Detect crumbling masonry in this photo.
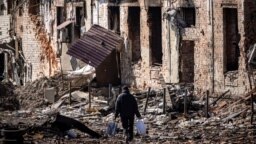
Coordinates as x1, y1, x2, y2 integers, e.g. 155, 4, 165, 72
1, 0, 256, 96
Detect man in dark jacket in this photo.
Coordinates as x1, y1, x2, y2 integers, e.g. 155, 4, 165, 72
115, 86, 141, 142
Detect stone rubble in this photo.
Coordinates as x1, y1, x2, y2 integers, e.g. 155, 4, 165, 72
0, 77, 255, 143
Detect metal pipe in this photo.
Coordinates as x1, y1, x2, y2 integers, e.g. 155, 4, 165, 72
206, 90, 209, 118
4, 53, 8, 81
163, 88, 166, 114
29, 63, 32, 81
251, 94, 254, 125
184, 89, 187, 117
144, 87, 151, 115
69, 81, 72, 105
108, 83, 112, 105
210, 0, 215, 93
97, 0, 99, 24
88, 82, 91, 109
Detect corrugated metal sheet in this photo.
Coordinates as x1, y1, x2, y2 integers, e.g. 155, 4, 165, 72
67, 24, 123, 68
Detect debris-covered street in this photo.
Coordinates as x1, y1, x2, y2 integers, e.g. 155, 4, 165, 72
1, 76, 256, 143
1, 0, 256, 143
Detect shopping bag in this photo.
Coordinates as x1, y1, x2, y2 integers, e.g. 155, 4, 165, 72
106, 122, 117, 136
136, 119, 146, 135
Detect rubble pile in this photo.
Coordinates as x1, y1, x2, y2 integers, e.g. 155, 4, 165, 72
0, 82, 19, 111
17, 74, 69, 109
140, 97, 255, 143
0, 82, 255, 143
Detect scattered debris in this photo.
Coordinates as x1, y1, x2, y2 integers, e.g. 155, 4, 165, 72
17, 74, 70, 109
0, 82, 19, 111
1, 78, 255, 143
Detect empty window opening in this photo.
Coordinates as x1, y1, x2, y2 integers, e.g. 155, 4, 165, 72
181, 7, 196, 27
148, 7, 162, 65
223, 8, 239, 72
0, 4, 5, 15
108, 6, 120, 35
7, 0, 13, 14
57, 7, 65, 26
0, 4, 4, 11
75, 7, 83, 26
18, 7, 23, 16
128, 7, 141, 63
28, 0, 40, 15
0, 53, 4, 81
74, 7, 84, 39
180, 40, 195, 83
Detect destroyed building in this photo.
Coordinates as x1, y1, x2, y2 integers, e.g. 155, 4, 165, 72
0, 0, 256, 96
1, 0, 256, 143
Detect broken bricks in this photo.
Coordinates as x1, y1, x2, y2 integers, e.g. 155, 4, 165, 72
1, 81, 256, 143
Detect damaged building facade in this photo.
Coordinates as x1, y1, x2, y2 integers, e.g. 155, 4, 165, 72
1, 0, 256, 96
85, 0, 256, 96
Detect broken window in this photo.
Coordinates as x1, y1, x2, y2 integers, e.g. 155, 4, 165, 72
148, 7, 162, 65
128, 7, 141, 63
28, 0, 40, 15
18, 7, 23, 16
74, 7, 84, 39
223, 8, 239, 72
15, 0, 23, 16
108, 6, 120, 35
75, 7, 83, 26
7, 0, 12, 14
180, 40, 195, 83
181, 7, 196, 27
0, 4, 5, 15
57, 7, 65, 26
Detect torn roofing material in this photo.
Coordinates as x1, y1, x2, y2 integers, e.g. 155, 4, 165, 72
67, 24, 123, 68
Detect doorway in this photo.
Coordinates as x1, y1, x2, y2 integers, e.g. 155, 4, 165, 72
223, 8, 239, 72
128, 7, 141, 63
148, 7, 162, 65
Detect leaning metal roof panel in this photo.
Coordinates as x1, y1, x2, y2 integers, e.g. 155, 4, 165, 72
67, 24, 123, 68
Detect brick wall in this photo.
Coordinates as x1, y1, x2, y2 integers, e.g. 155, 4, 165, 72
0, 15, 11, 43
20, 14, 44, 81
16, 5, 58, 81
102, 0, 254, 95
15, 0, 255, 96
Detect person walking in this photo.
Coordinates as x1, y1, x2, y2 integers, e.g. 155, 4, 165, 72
114, 86, 142, 142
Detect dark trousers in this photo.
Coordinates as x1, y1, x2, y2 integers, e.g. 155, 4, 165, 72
120, 116, 134, 141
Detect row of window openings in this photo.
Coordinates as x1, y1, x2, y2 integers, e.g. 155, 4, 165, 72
108, 7, 196, 66
25, 4, 237, 71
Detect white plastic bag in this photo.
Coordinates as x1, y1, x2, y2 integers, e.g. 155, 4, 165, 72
106, 122, 117, 136
136, 119, 146, 135
66, 129, 77, 138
